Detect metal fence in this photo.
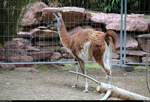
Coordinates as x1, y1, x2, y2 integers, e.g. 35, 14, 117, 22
120, 0, 150, 66
0, 0, 149, 67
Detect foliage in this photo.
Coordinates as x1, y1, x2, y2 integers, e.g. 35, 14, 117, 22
0, 0, 38, 44
65, 63, 100, 70
43, 0, 150, 13
53, 0, 121, 12
85, 63, 100, 69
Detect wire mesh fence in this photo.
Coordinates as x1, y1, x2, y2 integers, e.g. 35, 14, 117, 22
0, 0, 150, 99
0, 0, 149, 66
123, 0, 150, 66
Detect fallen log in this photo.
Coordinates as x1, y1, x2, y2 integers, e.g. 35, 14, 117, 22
96, 82, 150, 100
69, 71, 150, 100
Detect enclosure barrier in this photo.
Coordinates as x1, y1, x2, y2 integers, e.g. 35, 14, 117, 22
0, 0, 149, 66
0, 0, 150, 100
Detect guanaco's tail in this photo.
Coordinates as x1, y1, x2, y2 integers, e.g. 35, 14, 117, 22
102, 30, 117, 75
105, 30, 117, 52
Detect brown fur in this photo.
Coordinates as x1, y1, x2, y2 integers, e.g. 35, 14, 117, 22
106, 30, 117, 52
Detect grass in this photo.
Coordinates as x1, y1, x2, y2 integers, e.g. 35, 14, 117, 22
85, 63, 101, 69
144, 15, 150, 19
64, 63, 101, 70
134, 65, 150, 71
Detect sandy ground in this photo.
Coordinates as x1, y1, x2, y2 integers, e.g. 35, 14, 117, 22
0, 64, 149, 100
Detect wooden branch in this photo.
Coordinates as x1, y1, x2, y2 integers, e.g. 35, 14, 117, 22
96, 83, 150, 100
69, 71, 111, 100
69, 71, 100, 84
69, 71, 150, 100
100, 89, 112, 100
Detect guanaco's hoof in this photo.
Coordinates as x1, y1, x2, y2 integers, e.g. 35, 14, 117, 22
72, 84, 78, 88
83, 89, 89, 93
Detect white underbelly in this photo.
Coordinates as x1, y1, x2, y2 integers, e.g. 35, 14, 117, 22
78, 41, 93, 61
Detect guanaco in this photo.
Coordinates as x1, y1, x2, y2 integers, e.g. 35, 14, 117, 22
53, 12, 116, 92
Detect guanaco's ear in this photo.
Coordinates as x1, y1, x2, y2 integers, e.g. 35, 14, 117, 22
53, 12, 62, 20
53, 12, 58, 19
57, 12, 62, 18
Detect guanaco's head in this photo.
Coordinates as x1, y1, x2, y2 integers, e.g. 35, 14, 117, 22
53, 12, 62, 29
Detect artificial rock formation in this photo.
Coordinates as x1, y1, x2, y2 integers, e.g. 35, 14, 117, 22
19, 2, 48, 27
1, 1, 150, 70
90, 13, 149, 32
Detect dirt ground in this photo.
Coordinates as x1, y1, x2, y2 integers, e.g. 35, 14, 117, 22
0, 64, 149, 100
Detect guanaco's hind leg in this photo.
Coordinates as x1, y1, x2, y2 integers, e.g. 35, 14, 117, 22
78, 59, 89, 93
72, 54, 89, 92
101, 63, 112, 86
72, 62, 80, 88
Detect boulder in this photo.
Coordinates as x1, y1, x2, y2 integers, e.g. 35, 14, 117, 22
59, 47, 70, 54
62, 53, 73, 59
18, 28, 58, 39
126, 56, 141, 63
0, 51, 34, 68
0, 64, 16, 70
37, 26, 49, 30
41, 7, 86, 28
117, 50, 147, 57
19, 2, 48, 27
29, 51, 53, 61
5, 49, 27, 59
30, 28, 58, 38
25, 46, 40, 52
34, 41, 60, 47
17, 31, 32, 38
0, 48, 6, 61
4, 38, 29, 49
50, 52, 62, 61
3, 38, 39, 57
0, 56, 6, 61
4, 55, 33, 68
137, 34, 150, 52
8, 56, 33, 62
39, 46, 61, 52
91, 13, 149, 32
116, 34, 138, 49
3, 39, 27, 57
142, 56, 150, 64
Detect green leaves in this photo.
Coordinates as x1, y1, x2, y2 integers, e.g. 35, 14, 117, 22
0, 0, 38, 44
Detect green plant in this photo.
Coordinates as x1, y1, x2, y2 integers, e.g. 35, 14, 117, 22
0, 0, 38, 44
65, 63, 101, 70
85, 63, 101, 69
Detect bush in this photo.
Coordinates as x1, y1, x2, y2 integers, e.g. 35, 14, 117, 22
0, 0, 38, 44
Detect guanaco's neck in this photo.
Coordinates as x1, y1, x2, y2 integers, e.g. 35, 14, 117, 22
57, 19, 71, 48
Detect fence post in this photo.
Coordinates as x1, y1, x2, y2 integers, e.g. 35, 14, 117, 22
123, 0, 127, 64
120, 0, 124, 66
